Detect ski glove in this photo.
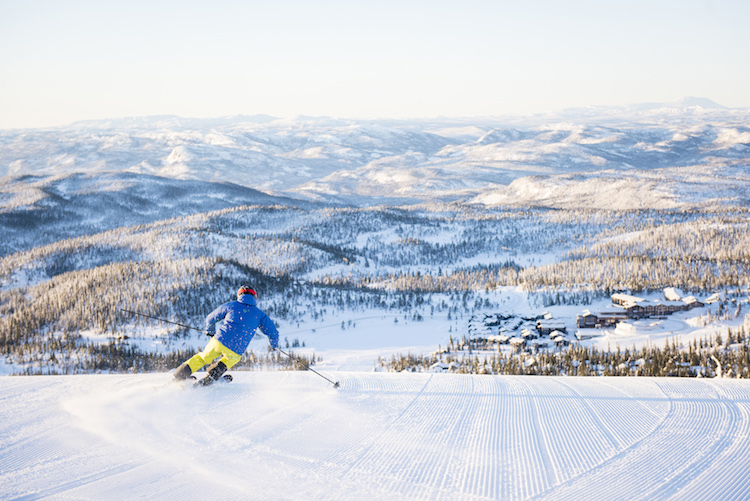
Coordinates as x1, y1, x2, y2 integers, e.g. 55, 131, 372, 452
205, 329, 214, 337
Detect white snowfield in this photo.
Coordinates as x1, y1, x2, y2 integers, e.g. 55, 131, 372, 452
2, 373, 750, 500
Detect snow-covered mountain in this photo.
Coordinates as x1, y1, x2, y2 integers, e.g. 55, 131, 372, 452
2, 99, 748, 208
0, 171, 319, 256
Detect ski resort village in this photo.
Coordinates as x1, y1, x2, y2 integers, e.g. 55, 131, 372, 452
468, 288, 711, 352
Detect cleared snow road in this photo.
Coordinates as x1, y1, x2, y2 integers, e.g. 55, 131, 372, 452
1, 373, 750, 500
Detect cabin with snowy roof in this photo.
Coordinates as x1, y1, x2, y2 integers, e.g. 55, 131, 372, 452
612, 293, 644, 306
576, 310, 598, 328
430, 361, 458, 373
521, 328, 538, 340
551, 331, 569, 346
537, 319, 567, 336
682, 296, 705, 309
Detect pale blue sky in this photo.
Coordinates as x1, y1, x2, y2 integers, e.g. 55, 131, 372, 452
1, 0, 748, 129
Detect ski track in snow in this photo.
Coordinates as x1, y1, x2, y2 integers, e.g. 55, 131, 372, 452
2, 374, 750, 500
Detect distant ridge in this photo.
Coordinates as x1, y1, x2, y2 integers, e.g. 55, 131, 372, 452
2, 102, 749, 209
69, 114, 281, 130
667, 96, 726, 109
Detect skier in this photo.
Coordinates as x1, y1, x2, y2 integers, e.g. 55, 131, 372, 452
173, 285, 280, 386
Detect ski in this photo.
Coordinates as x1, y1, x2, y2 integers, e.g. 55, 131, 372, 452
192, 373, 233, 388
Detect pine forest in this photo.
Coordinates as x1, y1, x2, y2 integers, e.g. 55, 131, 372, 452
2, 202, 750, 376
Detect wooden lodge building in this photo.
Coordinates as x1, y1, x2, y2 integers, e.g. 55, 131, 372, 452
577, 291, 705, 328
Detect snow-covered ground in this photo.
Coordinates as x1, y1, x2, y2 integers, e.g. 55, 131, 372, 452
2, 372, 750, 500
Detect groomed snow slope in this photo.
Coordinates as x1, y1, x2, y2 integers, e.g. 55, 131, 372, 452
2, 373, 750, 500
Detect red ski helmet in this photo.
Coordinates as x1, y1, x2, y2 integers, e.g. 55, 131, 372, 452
237, 285, 257, 299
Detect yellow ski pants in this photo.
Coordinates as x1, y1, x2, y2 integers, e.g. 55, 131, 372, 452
186, 337, 242, 373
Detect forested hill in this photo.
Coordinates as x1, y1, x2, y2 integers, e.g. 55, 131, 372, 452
0, 172, 321, 256
2, 201, 749, 375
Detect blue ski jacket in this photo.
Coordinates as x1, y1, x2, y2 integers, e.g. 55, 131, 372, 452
205, 294, 279, 355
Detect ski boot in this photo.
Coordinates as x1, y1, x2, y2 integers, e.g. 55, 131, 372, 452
173, 362, 193, 382
195, 360, 228, 387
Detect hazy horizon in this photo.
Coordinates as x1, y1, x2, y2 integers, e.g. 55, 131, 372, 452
1, 1, 748, 130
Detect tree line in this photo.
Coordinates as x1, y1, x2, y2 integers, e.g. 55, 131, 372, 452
381, 324, 750, 378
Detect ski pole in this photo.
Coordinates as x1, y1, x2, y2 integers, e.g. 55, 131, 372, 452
277, 348, 340, 389
120, 309, 206, 333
